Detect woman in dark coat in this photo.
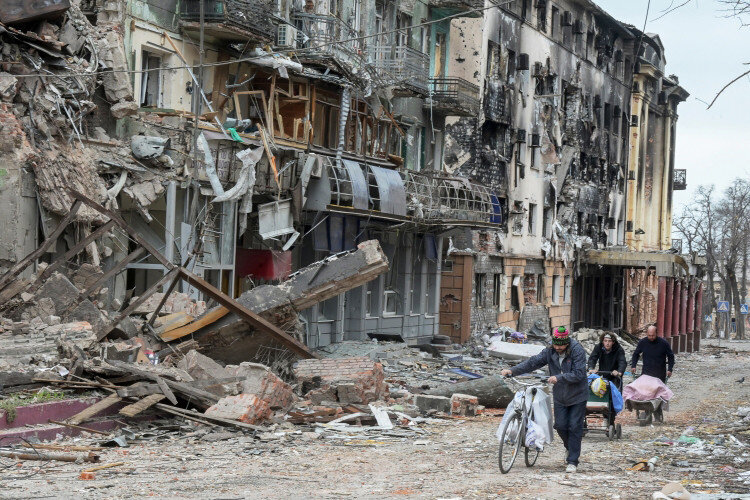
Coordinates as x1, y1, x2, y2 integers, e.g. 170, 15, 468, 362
587, 332, 627, 390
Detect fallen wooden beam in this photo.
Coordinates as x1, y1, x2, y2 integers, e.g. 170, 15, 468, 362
49, 420, 111, 436
119, 394, 166, 417
0, 450, 99, 463
67, 393, 122, 426
160, 307, 228, 342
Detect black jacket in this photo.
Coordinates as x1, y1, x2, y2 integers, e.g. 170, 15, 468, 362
510, 339, 589, 406
587, 343, 627, 374
630, 337, 675, 382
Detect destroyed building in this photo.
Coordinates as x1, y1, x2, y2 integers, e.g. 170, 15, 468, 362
0, 0, 702, 357
438, 0, 704, 352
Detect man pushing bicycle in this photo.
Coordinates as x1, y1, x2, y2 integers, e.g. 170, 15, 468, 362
501, 326, 588, 473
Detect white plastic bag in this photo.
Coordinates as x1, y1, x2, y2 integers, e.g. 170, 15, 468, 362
496, 391, 523, 442
530, 389, 553, 446
525, 420, 546, 450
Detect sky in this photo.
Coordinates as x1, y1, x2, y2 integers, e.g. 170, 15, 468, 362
596, 0, 750, 215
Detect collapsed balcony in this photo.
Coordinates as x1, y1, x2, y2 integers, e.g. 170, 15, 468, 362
372, 45, 430, 96
426, 77, 480, 117
180, 0, 275, 43
303, 157, 502, 228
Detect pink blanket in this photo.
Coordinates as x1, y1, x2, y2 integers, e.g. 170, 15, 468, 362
622, 375, 674, 402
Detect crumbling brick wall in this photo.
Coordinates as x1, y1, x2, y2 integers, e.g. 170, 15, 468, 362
293, 357, 388, 405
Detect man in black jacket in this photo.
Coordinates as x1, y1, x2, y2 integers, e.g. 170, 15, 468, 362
588, 332, 627, 390
501, 326, 588, 473
630, 325, 675, 382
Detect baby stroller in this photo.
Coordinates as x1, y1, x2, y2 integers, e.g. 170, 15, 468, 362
583, 371, 622, 440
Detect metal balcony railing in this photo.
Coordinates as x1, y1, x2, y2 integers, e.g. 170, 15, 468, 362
180, 0, 275, 42
372, 45, 429, 94
427, 77, 480, 116
673, 169, 687, 191
428, 0, 485, 14
291, 12, 362, 58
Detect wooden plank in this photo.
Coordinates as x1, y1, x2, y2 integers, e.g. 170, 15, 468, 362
153, 403, 264, 432
119, 394, 166, 417
0, 199, 82, 291
147, 275, 182, 327
48, 420, 110, 436
154, 375, 178, 405
97, 268, 179, 341
160, 306, 229, 342
67, 393, 122, 425
153, 311, 195, 336
177, 267, 317, 359
106, 360, 218, 409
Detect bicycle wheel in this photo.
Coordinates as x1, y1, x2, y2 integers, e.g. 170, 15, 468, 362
498, 413, 523, 474
524, 445, 540, 467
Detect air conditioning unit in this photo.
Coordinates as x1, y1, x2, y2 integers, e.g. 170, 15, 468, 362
530, 133, 541, 147
533, 62, 544, 76
516, 129, 526, 143
573, 19, 585, 34
277, 24, 298, 49
562, 11, 573, 26
517, 53, 530, 71
630, 115, 639, 128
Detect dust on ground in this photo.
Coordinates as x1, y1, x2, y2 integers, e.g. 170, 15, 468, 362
2, 339, 749, 500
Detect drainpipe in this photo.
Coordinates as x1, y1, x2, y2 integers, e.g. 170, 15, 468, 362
335, 87, 351, 166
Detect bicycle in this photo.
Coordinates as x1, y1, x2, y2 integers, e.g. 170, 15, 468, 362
498, 375, 549, 474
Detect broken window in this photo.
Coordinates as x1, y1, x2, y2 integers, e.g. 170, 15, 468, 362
604, 102, 611, 130
140, 50, 163, 108
552, 274, 560, 304
487, 40, 501, 80
493, 274, 503, 307
475, 273, 486, 308
511, 275, 521, 311
434, 32, 447, 78
563, 275, 571, 303
542, 207, 553, 238
383, 289, 398, 316
397, 12, 412, 47
521, 0, 529, 20
551, 7, 559, 38
536, 274, 545, 303
528, 203, 537, 234
536, 2, 547, 32
506, 49, 516, 83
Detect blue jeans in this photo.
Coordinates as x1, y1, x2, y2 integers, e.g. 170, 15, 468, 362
553, 401, 587, 466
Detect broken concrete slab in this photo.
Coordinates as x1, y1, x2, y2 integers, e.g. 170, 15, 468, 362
414, 394, 451, 414
188, 240, 389, 364
486, 339, 546, 362
294, 357, 388, 405
204, 394, 271, 425
177, 350, 228, 381
110, 100, 138, 119
71, 263, 104, 291
226, 362, 295, 410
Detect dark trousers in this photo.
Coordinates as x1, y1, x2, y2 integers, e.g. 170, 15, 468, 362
553, 401, 587, 466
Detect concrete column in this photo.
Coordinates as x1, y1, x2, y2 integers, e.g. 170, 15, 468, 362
163, 181, 177, 292
664, 278, 674, 338
656, 277, 667, 336
680, 279, 688, 335
671, 279, 681, 337
687, 280, 695, 333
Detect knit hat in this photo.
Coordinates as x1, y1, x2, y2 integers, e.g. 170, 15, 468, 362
552, 326, 571, 345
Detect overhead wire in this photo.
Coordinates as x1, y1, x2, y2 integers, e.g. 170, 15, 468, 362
2, 0, 515, 80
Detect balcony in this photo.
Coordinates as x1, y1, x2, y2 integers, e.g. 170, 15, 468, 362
291, 12, 363, 64
428, 0, 484, 17
180, 0, 275, 43
426, 77, 480, 116
673, 169, 687, 191
372, 45, 430, 95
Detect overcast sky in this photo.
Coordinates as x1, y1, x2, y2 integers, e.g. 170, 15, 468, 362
596, 0, 750, 214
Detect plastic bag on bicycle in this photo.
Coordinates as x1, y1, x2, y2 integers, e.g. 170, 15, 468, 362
495, 389, 553, 449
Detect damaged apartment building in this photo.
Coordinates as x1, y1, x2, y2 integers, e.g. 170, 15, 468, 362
0, 0, 703, 355
436, 0, 704, 352
0, 0, 503, 350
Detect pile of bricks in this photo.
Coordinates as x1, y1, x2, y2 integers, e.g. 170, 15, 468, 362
293, 357, 388, 405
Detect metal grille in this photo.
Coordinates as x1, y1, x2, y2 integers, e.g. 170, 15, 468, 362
372, 45, 429, 94
427, 77, 480, 116
181, 0, 275, 40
